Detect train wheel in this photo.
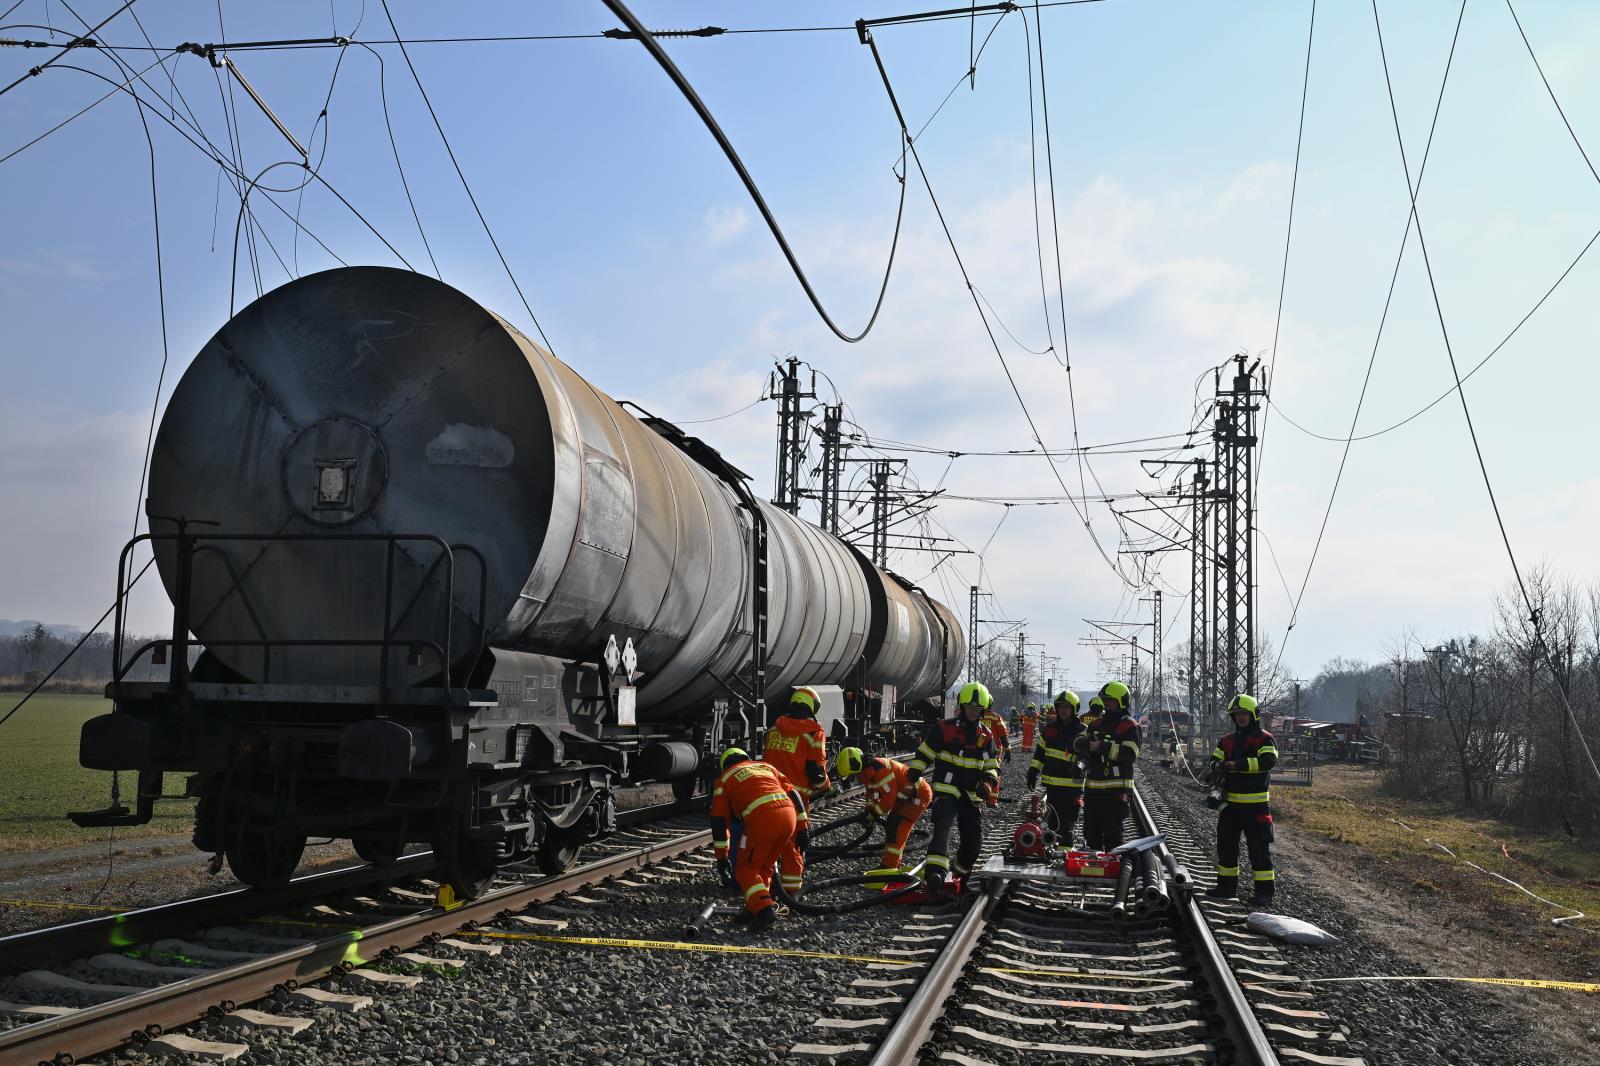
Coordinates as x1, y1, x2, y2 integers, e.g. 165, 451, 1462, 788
353, 835, 404, 867
536, 834, 583, 876
432, 824, 497, 900
226, 832, 306, 888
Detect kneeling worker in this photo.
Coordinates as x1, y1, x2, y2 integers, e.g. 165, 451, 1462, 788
711, 748, 809, 930
836, 746, 932, 880
905, 682, 1001, 889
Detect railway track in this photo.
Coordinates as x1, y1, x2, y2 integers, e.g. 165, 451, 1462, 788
0, 796, 712, 1066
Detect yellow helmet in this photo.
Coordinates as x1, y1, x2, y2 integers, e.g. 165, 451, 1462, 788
719, 747, 748, 770
1228, 693, 1261, 722
1087, 695, 1105, 714
791, 686, 820, 713
1053, 690, 1079, 710
836, 746, 864, 778
1099, 680, 1131, 711
957, 682, 993, 709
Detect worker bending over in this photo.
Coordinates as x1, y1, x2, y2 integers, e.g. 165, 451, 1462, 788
835, 747, 932, 882
1073, 681, 1141, 851
763, 686, 831, 802
905, 682, 1001, 890
711, 748, 808, 930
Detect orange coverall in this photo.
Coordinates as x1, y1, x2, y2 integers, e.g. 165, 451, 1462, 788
1019, 708, 1040, 752
711, 761, 808, 913
763, 713, 831, 800
859, 756, 932, 870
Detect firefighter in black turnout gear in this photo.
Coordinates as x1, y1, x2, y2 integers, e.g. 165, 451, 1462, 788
1027, 690, 1086, 848
906, 682, 1001, 889
1206, 693, 1279, 905
1073, 681, 1140, 851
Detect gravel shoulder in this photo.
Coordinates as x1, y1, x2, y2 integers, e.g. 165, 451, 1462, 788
1144, 763, 1598, 1066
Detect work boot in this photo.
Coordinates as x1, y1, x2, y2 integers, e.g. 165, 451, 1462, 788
748, 906, 778, 932
1249, 890, 1275, 909
1204, 882, 1238, 901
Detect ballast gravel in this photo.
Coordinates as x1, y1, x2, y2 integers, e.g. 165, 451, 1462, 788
90, 763, 1030, 1066
1141, 763, 1566, 1066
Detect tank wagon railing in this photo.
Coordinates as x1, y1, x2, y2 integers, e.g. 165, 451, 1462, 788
113, 527, 488, 706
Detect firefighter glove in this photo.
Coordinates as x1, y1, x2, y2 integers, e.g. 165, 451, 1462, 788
795, 828, 810, 855
1026, 770, 1038, 791
715, 857, 735, 889
1004, 749, 1013, 764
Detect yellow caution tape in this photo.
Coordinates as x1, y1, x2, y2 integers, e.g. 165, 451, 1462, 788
1247, 975, 1600, 995
466, 929, 918, 967
466, 931, 1600, 995
0, 895, 131, 913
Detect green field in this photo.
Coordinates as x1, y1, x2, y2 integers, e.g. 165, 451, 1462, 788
0, 692, 193, 851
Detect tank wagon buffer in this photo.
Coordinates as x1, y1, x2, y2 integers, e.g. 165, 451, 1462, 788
72, 267, 965, 898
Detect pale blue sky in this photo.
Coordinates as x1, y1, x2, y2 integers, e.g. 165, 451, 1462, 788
2, 1, 1598, 695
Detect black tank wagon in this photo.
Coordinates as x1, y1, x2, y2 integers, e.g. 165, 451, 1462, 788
74, 267, 964, 897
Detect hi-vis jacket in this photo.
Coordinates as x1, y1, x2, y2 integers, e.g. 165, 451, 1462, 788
763, 713, 830, 798
1031, 715, 1086, 787
980, 710, 1010, 753
1210, 725, 1278, 805
710, 760, 808, 858
1073, 710, 1141, 792
908, 717, 1000, 803
860, 756, 931, 816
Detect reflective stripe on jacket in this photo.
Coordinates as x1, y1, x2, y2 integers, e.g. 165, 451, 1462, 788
710, 761, 807, 857
908, 718, 999, 803
1072, 711, 1141, 792
763, 713, 830, 798
1030, 716, 1086, 786
1211, 726, 1277, 805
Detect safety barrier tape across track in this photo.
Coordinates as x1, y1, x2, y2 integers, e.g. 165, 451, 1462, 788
467, 930, 1600, 993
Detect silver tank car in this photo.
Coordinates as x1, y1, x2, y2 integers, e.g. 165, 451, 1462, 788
147, 266, 963, 713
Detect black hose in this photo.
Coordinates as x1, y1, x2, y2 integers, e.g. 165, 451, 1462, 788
772, 870, 927, 914
806, 812, 878, 863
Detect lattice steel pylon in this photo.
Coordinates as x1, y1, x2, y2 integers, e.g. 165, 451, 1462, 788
1188, 457, 1211, 739
1209, 354, 1264, 728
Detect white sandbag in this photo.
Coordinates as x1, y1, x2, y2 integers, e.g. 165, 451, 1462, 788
1245, 911, 1340, 946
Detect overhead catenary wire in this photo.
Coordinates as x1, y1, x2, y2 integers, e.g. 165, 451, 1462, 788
1369, 0, 1600, 789
1272, 0, 1464, 672
380, 0, 552, 350
1253, 0, 1317, 502
597, 0, 907, 345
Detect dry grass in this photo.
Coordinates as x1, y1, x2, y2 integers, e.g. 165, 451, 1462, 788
1274, 763, 1600, 939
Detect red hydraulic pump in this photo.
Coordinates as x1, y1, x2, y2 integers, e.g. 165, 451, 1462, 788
1009, 793, 1051, 860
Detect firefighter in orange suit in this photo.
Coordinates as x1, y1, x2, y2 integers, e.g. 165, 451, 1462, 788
710, 748, 808, 930
835, 746, 931, 880
981, 705, 1012, 764
1019, 703, 1040, 753
763, 686, 831, 801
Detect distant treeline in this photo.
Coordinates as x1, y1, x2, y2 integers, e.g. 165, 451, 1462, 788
1299, 569, 1600, 836
0, 623, 172, 690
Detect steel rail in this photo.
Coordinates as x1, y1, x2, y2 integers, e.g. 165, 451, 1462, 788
1129, 785, 1278, 1066
0, 795, 704, 977
867, 880, 1010, 1066
866, 786, 1280, 1066
0, 820, 713, 1066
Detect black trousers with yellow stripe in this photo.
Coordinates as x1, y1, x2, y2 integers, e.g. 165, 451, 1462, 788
1082, 788, 1129, 851
924, 794, 982, 881
1215, 803, 1274, 898
1043, 785, 1082, 849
